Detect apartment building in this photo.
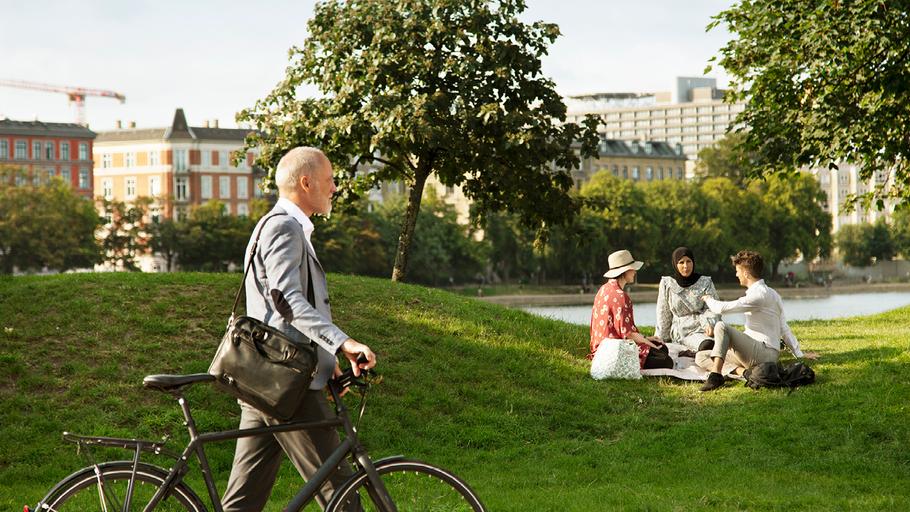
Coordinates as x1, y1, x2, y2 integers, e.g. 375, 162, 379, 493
93, 108, 262, 222
571, 138, 687, 189
811, 163, 896, 233
565, 77, 746, 175
0, 119, 95, 197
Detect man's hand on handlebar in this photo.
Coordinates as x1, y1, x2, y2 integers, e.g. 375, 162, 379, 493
341, 338, 376, 377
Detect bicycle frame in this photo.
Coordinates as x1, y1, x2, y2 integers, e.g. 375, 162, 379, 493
102, 378, 396, 512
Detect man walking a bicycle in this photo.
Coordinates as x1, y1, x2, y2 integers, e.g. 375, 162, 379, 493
222, 146, 377, 511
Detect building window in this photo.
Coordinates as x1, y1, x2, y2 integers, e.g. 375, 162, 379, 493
677, 167, 684, 179
61, 142, 70, 160
61, 168, 71, 186
46, 142, 54, 160
174, 149, 187, 171
237, 176, 248, 199
33, 141, 42, 160
632, 167, 640, 180
612, 165, 619, 177
0, 140, 8, 159
237, 202, 249, 217
176, 177, 188, 200
46, 167, 56, 182
220, 151, 228, 168
15, 140, 27, 159
102, 179, 113, 199
149, 176, 161, 197
149, 150, 159, 166
32, 172, 42, 186
125, 152, 135, 167
219, 176, 231, 198
125, 177, 137, 198
201, 175, 213, 199
658, 167, 664, 180
201, 149, 210, 168
102, 153, 112, 168
150, 206, 161, 224
622, 166, 628, 179
646, 167, 653, 181
254, 177, 263, 197
79, 168, 89, 189
79, 143, 89, 160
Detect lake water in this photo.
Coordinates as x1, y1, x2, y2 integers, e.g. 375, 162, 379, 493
523, 291, 910, 327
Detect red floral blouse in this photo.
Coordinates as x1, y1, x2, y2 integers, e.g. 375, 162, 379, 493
589, 280, 650, 368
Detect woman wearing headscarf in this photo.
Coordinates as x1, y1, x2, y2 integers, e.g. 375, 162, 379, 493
654, 247, 719, 353
590, 249, 674, 370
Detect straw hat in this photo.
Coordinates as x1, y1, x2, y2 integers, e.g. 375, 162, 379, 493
603, 249, 644, 278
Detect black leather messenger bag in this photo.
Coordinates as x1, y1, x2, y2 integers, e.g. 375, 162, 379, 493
208, 213, 318, 421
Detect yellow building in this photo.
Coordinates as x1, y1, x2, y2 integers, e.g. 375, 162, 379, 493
92, 108, 263, 222
571, 139, 688, 189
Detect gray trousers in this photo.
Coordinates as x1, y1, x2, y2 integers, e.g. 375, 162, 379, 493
221, 390, 354, 512
695, 321, 779, 371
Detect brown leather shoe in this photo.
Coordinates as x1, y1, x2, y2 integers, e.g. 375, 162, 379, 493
700, 372, 725, 392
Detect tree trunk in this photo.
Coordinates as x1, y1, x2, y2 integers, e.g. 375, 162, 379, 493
391, 167, 430, 282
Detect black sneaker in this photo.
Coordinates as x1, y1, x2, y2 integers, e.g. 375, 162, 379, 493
700, 372, 725, 392
698, 339, 715, 351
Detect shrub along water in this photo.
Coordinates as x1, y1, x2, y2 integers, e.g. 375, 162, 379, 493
1, 273, 908, 510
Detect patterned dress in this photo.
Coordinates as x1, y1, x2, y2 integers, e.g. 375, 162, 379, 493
589, 280, 650, 368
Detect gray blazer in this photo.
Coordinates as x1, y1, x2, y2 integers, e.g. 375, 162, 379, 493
654, 275, 719, 350
244, 205, 349, 389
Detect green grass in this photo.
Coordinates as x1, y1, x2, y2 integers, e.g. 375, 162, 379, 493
1, 273, 909, 511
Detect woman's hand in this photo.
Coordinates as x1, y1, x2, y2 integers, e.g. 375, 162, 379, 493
704, 324, 714, 337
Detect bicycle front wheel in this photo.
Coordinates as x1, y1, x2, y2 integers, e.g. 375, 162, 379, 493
327, 458, 485, 512
37, 460, 206, 512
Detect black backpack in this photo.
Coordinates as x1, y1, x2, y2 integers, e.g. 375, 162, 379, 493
743, 362, 815, 391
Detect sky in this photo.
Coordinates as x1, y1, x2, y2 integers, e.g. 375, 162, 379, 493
0, 0, 734, 131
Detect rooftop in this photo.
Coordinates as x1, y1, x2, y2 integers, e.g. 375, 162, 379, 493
95, 108, 252, 143
0, 119, 96, 138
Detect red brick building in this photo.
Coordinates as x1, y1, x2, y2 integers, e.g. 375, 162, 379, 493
0, 119, 96, 198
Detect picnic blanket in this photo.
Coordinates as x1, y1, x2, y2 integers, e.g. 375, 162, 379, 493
640, 343, 744, 381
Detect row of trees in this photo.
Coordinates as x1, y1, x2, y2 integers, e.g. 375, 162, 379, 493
836, 211, 910, 268
7, 165, 910, 284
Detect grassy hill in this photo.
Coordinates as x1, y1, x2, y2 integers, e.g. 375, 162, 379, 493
1, 273, 908, 511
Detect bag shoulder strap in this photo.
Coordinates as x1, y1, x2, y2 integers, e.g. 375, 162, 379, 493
230, 212, 288, 317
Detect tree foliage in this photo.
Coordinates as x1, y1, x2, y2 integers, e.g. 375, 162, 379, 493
710, 0, 910, 209
97, 197, 153, 271
0, 167, 101, 273
174, 201, 255, 272
236, 0, 600, 281
694, 132, 754, 187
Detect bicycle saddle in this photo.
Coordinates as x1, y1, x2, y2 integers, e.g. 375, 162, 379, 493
143, 373, 215, 392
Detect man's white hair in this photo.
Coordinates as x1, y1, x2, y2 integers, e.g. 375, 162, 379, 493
275, 147, 329, 195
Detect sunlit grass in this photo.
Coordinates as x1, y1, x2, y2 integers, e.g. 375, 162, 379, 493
1, 273, 908, 511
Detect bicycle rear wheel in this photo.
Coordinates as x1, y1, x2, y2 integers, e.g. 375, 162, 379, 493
37, 461, 205, 512
327, 458, 485, 512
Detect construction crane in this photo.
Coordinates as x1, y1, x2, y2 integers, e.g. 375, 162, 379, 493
0, 79, 126, 126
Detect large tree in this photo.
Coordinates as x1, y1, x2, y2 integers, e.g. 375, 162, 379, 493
237, 0, 600, 281
0, 167, 101, 273
710, 0, 910, 209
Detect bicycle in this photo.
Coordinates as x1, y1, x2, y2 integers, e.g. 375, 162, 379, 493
28, 367, 486, 512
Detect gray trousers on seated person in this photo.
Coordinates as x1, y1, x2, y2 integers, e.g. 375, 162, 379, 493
221, 390, 358, 512
695, 321, 779, 372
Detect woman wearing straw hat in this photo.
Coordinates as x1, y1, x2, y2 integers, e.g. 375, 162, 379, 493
589, 249, 674, 370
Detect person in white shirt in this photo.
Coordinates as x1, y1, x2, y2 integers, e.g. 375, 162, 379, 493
696, 250, 818, 392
